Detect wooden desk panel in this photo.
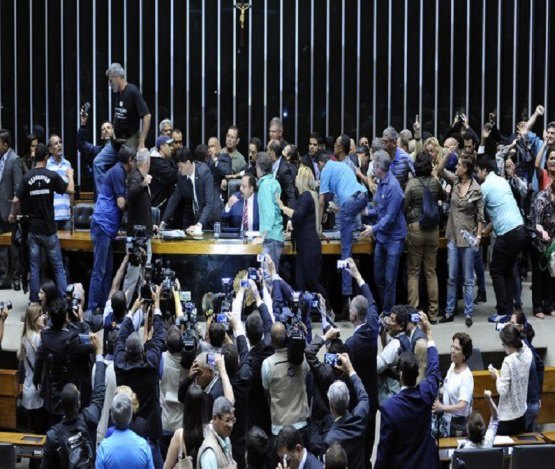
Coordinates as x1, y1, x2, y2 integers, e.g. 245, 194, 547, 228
0, 432, 45, 459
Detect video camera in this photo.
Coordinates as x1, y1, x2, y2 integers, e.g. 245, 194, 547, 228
176, 291, 199, 369
127, 226, 149, 267
0, 301, 13, 310
153, 259, 177, 301
65, 284, 80, 318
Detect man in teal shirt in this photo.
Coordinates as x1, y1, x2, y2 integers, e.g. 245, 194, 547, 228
253, 152, 284, 267
476, 156, 527, 323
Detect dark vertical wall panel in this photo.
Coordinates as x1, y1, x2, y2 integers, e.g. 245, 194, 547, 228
1, 0, 554, 190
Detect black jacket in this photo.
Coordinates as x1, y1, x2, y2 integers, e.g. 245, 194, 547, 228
149, 156, 177, 208
344, 283, 379, 414
33, 327, 95, 413
208, 153, 232, 190
114, 313, 166, 440
275, 157, 296, 208
163, 161, 222, 229
324, 373, 369, 469
126, 167, 153, 235
41, 361, 106, 468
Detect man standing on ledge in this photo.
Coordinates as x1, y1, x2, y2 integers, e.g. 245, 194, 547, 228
92, 63, 151, 190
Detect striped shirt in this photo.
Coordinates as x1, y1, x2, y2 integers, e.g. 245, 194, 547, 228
46, 156, 72, 221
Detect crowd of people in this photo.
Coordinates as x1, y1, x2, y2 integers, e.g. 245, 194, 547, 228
0, 61, 553, 468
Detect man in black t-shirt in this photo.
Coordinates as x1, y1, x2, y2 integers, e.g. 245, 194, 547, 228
9, 143, 74, 302
91, 63, 151, 193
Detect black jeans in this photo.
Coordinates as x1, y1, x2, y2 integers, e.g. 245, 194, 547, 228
531, 247, 555, 313
490, 225, 527, 316
497, 414, 526, 436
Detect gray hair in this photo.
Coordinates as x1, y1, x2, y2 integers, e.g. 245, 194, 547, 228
373, 150, 391, 172
212, 396, 235, 418
111, 393, 133, 429
159, 118, 173, 133
135, 148, 150, 167
383, 126, 399, 141
269, 117, 283, 130
256, 152, 273, 175
125, 332, 144, 360
351, 294, 369, 322
371, 137, 384, 152
399, 129, 412, 141
327, 380, 350, 414
106, 63, 125, 79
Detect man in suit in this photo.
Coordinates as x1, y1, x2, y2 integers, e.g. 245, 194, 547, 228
375, 311, 442, 469
342, 258, 379, 467
0, 129, 22, 288
207, 137, 232, 198
160, 146, 222, 234
324, 353, 369, 469
276, 425, 323, 469
268, 139, 296, 209
221, 174, 260, 232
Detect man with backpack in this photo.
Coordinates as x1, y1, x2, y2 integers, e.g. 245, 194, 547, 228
361, 150, 407, 316
41, 334, 106, 468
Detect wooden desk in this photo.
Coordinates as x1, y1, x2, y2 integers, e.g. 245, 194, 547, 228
0, 432, 45, 459
0, 231, 457, 255
438, 432, 546, 462
0, 370, 19, 429
542, 431, 555, 443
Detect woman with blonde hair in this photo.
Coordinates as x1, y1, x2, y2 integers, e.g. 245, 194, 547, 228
18, 303, 48, 466
277, 164, 327, 299
424, 137, 443, 175
105, 385, 150, 441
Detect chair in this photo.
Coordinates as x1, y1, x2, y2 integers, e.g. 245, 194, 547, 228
451, 447, 503, 469
512, 444, 555, 469
121, 207, 160, 232
72, 203, 95, 230
227, 178, 242, 199
466, 347, 485, 371
0, 443, 16, 469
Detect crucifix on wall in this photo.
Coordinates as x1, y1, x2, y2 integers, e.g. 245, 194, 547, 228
235, 2, 251, 50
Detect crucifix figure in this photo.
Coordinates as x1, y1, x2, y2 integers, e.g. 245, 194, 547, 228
236, 2, 251, 30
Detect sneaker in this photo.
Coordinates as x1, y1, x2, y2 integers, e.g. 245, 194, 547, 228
439, 314, 454, 323
488, 313, 510, 323
465, 317, 473, 327
474, 292, 487, 305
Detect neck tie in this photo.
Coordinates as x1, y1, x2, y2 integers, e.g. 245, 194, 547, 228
242, 198, 249, 232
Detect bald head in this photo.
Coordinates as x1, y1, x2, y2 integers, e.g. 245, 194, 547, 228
271, 322, 287, 349
208, 137, 222, 158
444, 137, 458, 152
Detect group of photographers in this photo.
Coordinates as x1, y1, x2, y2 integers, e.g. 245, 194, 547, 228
13, 246, 389, 468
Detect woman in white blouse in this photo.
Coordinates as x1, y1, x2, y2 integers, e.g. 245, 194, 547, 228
18, 303, 47, 468
488, 324, 532, 435
433, 332, 474, 436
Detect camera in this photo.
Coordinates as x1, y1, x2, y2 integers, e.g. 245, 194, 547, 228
0, 301, 13, 310
240, 279, 249, 288
410, 312, 420, 323
257, 254, 265, 263
177, 296, 199, 369
324, 353, 342, 367
215, 312, 230, 331
247, 267, 259, 282
337, 260, 348, 270
179, 291, 191, 302
301, 292, 320, 315
140, 283, 154, 302
65, 285, 80, 317
127, 227, 149, 267
78, 333, 91, 345
82, 102, 91, 113
153, 259, 177, 300
207, 353, 216, 368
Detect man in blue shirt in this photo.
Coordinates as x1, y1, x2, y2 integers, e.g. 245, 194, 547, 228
361, 150, 407, 316
88, 145, 133, 311
476, 156, 527, 323
318, 153, 368, 297
96, 393, 154, 469
382, 126, 415, 188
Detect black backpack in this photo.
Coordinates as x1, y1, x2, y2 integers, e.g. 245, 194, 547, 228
57, 417, 94, 469
418, 178, 439, 230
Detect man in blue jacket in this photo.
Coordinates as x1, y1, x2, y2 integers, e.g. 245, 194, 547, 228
361, 150, 407, 316
221, 174, 260, 232
375, 311, 442, 469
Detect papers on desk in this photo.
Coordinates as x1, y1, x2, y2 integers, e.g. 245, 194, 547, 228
322, 230, 342, 240
159, 230, 187, 240
493, 435, 515, 445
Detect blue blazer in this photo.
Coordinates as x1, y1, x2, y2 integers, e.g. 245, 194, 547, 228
375, 345, 442, 469
303, 452, 323, 468
220, 192, 260, 231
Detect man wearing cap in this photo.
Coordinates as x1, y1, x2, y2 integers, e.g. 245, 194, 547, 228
149, 135, 177, 220
88, 145, 134, 311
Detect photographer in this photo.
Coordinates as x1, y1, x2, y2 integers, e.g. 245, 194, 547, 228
114, 284, 167, 468
261, 321, 310, 440
33, 298, 96, 423
123, 148, 154, 305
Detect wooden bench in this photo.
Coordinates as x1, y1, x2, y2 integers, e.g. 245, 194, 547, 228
0, 370, 19, 429
471, 366, 555, 425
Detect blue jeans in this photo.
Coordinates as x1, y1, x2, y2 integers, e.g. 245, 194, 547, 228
374, 240, 404, 314
28, 232, 68, 303
524, 400, 540, 432
92, 142, 118, 191
447, 241, 475, 317
339, 192, 368, 295
88, 221, 114, 311
263, 239, 284, 271
473, 247, 486, 295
